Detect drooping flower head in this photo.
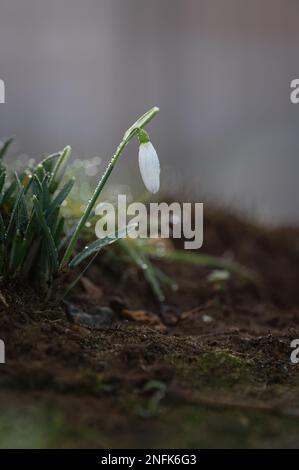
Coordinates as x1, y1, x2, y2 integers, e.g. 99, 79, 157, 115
138, 129, 160, 194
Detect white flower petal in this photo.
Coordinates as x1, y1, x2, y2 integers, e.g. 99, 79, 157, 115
138, 142, 160, 193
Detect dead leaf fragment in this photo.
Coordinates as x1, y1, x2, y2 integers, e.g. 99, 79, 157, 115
121, 309, 166, 332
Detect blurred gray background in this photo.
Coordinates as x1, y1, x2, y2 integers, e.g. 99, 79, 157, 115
0, 0, 298, 224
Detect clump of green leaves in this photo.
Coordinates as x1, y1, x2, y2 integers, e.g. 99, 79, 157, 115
0, 108, 159, 299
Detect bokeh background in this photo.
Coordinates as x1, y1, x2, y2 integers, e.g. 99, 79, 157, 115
0, 0, 298, 224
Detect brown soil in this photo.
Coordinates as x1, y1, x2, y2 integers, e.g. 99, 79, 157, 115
1, 207, 299, 448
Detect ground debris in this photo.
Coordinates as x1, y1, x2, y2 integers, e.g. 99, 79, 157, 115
121, 309, 167, 332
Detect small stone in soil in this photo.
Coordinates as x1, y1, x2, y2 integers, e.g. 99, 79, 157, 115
64, 302, 116, 329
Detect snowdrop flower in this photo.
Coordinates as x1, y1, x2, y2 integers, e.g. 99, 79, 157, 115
138, 130, 160, 194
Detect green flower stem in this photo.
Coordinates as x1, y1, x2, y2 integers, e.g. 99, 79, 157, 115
60, 106, 159, 268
